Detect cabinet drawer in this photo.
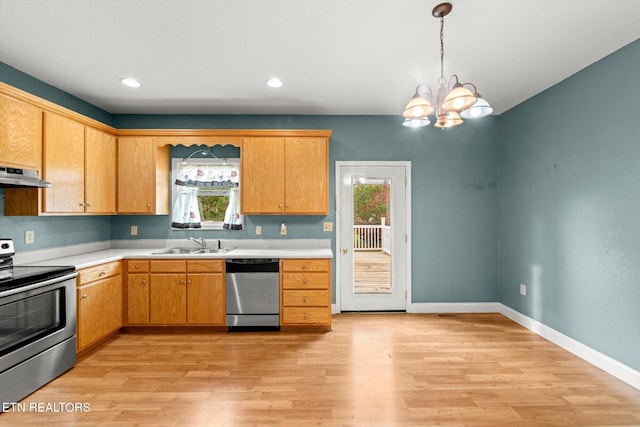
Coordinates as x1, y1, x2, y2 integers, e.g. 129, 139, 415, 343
282, 307, 330, 325
282, 259, 329, 272
127, 260, 149, 273
283, 290, 329, 307
282, 272, 329, 290
78, 261, 122, 285
187, 259, 224, 273
150, 260, 186, 273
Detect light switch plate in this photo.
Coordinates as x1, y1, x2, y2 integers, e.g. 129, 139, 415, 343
25, 230, 35, 244
131, 225, 138, 236
323, 222, 333, 232
256, 225, 262, 235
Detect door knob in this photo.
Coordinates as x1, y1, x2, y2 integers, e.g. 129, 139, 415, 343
341, 248, 348, 254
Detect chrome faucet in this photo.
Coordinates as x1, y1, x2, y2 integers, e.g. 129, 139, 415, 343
188, 237, 207, 248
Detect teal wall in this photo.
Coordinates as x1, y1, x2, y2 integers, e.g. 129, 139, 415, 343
498, 39, 640, 371
0, 63, 114, 252
112, 114, 499, 303
0, 62, 113, 125
3, 39, 639, 373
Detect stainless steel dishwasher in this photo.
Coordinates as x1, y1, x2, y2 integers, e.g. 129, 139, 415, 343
226, 259, 280, 327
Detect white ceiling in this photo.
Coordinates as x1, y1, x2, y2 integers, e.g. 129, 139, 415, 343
1, 0, 639, 116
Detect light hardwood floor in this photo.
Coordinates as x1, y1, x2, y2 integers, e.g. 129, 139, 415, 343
2, 313, 640, 426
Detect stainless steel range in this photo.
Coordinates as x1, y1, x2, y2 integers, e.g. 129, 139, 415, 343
0, 238, 77, 406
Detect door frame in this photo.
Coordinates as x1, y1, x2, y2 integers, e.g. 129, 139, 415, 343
335, 161, 412, 313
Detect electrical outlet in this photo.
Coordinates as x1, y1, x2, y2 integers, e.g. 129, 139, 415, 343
131, 225, 138, 236
280, 223, 287, 236
520, 284, 527, 296
25, 230, 35, 244
323, 222, 333, 232
255, 225, 262, 235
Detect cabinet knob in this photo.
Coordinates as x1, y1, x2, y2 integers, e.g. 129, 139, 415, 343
99, 271, 107, 276
285, 204, 289, 208
302, 264, 308, 269
304, 313, 308, 319
141, 279, 147, 285
278, 203, 283, 208
134, 264, 140, 269
303, 279, 308, 284
180, 280, 185, 285
81, 294, 88, 299
187, 280, 191, 284
303, 297, 308, 302
86, 203, 92, 207
146, 203, 151, 208
79, 203, 85, 207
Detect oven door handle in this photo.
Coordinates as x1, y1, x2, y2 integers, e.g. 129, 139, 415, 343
0, 272, 78, 298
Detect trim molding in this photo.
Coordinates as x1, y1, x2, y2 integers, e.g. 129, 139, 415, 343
498, 304, 640, 390
408, 302, 501, 313
373, 302, 640, 390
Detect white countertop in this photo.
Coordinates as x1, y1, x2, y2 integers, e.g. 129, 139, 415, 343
20, 239, 333, 270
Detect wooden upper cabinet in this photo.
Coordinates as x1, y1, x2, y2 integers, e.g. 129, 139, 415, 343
241, 137, 286, 213
117, 137, 170, 214
43, 111, 85, 213
284, 137, 328, 214
85, 126, 116, 213
241, 136, 329, 215
0, 93, 42, 171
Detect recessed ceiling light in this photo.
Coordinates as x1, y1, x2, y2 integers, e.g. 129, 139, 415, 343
119, 77, 141, 88
265, 78, 283, 88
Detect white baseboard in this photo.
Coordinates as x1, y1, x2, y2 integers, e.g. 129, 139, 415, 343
498, 304, 640, 390
408, 302, 501, 313
334, 301, 640, 390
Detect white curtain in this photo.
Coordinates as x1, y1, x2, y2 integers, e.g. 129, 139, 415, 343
171, 162, 242, 229
171, 186, 201, 228
223, 188, 242, 230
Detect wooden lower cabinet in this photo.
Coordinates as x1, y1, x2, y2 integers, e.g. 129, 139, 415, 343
125, 259, 225, 326
150, 273, 187, 324
76, 261, 123, 352
187, 272, 225, 324
280, 258, 332, 331
126, 260, 150, 324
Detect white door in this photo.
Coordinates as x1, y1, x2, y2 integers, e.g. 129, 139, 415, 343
336, 162, 410, 311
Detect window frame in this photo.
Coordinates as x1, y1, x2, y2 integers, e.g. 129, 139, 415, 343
170, 157, 241, 231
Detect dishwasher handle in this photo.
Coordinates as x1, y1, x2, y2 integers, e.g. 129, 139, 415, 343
225, 259, 279, 273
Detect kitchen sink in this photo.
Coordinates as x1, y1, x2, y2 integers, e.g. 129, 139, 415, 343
152, 247, 235, 255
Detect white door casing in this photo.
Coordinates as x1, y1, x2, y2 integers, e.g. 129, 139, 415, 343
335, 161, 411, 311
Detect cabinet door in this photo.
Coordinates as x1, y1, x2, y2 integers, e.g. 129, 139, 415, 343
284, 137, 328, 214
187, 273, 224, 325
43, 112, 85, 213
117, 137, 156, 213
0, 93, 42, 170
77, 275, 122, 351
241, 137, 285, 214
85, 127, 116, 213
150, 273, 187, 324
127, 273, 150, 324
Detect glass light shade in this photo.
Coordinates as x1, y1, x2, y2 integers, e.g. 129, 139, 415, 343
459, 97, 493, 118
403, 95, 434, 119
402, 117, 431, 128
434, 111, 463, 128
441, 85, 476, 112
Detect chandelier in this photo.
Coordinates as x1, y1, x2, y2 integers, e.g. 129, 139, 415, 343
402, 2, 492, 129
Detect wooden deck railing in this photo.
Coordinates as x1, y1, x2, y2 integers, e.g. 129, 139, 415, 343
353, 225, 390, 251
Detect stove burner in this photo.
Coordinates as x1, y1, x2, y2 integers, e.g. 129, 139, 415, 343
0, 238, 75, 293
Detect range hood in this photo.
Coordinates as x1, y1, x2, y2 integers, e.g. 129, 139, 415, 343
0, 166, 51, 188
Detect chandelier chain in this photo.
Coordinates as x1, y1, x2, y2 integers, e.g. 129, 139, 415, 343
439, 15, 445, 83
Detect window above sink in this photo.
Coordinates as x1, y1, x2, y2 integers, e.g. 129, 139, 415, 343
170, 151, 242, 231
